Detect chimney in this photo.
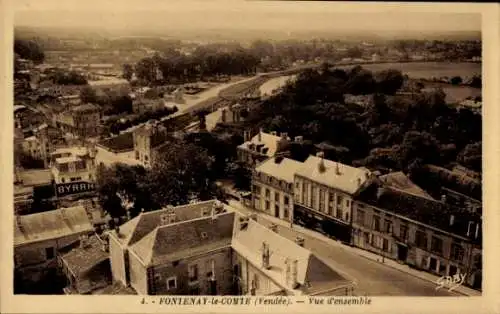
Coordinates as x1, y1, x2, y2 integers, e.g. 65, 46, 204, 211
79, 234, 89, 249
317, 151, 326, 173
449, 215, 455, 226
243, 130, 250, 142
475, 222, 480, 239
335, 162, 341, 175
262, 242, 271, 269
258, 129, 262, 142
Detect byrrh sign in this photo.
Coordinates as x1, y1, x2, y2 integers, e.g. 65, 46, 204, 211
55, 181, 96, 197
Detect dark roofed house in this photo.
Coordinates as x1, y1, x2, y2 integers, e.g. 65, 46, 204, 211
14, 206, 95, 293
352, 180, 482, 290
59, 235, 111, 294
107, 200, 355, 296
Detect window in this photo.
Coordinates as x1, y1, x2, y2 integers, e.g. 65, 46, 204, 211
373, 216, 381, 231
275, 192, 280, 202
311, 185, 316, 208
449, 265, 458, 276
337, 195, 342, 206
429, 257, 438, 271
265, 189, 270, 199
400, 224, 408, 241
172, 260, 180, 267
345, 199, 350, 207
284, 196, 289, 205
431, 236, 443, 255
275, 204, 279, 215
252, 274, 259, 290
382, 238, 390, 252
284, 207, 289, 219
201, 232, 208, 239
188, 264, 199, 282
61, 177, 66, 183
166, 277, 177, 290
319, 189, 325, 212
45, 247, 55, 260
302, 182, 308, 205
356, 210, 365, 226
450, 243, 465, 262
385, 219, 393, 234
336, 207, 343, 219
415, 230, 428, 249
265, 201, 270, 211
206, 259, 215, 279
253, 185, 261, 194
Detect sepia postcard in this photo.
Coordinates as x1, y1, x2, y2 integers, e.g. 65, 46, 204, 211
1, 0, 499, 313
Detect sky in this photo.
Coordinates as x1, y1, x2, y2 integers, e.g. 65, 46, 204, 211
13, 0, 481, 36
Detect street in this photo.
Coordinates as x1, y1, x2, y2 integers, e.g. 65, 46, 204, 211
227, 200, 460, 297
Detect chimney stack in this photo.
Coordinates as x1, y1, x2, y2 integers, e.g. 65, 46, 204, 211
449, 215, 455, 226
467, 221, 474, 237
258, 129, 262, 142
262, 242, 271, 269
475, 222, 480, 239
317, 152, 326, 173
335, 162, 341, 175
239, 216, 249, 230
441, 195, 447, 203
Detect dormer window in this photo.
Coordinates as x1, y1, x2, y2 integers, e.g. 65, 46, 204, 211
201, 232, 208, 239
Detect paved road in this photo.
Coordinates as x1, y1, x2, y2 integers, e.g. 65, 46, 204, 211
228, 201, 459, 297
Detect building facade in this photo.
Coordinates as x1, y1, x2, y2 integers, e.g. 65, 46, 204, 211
352, 183, 482, 290
132, 120, 170, 168
252, 156, 303, 222
293, 154, 373, 243
55, 103, 101, 138
107, 200, 354, 296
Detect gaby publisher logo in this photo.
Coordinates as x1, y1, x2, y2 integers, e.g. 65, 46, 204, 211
435, 272, 466, 292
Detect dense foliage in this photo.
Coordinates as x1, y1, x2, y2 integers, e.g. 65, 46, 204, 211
14, 39, 45, 64
96, 139, 226, 218
243, 66, 482, 173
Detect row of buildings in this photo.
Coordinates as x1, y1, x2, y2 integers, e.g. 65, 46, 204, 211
237, 130, 482, 290
14, 200, 356, 296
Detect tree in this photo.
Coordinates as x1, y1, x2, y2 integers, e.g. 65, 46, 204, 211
80, 86, 98, 104
14, 39, 45, 64
122, 64, 134, 81
450, 76, 463, 85
469, 75, 482, 88
375, 69, 404, 95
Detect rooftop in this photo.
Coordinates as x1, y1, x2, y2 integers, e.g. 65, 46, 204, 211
130, 212, 235, 266
88, 79, 130, 87
356, 182, 481, 241
59, 235, 109, 278
15, 206, 94, 246
56, 156, 82, 164
296, 155, 371, 195
112, 200, 354, 295
97, 132, 134, 152
379, 171, 435, 200
255, 157, 304, 183
238, 131, 284, 157
16, 169, 53, 187
52, 146, 89, 157
71, 103, 100, 113
112, 200, 225, 246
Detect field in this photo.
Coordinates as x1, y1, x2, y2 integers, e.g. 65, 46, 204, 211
337, 62, 481, 80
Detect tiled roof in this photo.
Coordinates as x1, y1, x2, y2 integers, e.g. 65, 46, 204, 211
60, 235, 109, 278
238, 131, 283, 157
296, 156, 371, 195
130, 212, 235, 266
17, 169, 53, 187
71, 103, 100, 113
114, 200, 221, 246
379, 171, 435, 200
424, 165, 482, 201
255, 157, 304, 183
14, 206, 94, 246
356, 182, 481, 241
